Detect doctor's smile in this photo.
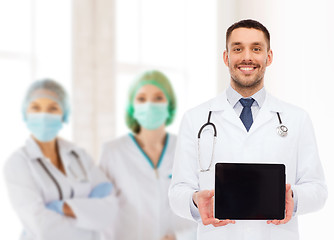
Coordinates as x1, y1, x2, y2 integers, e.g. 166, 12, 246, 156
236, 63, 260, 75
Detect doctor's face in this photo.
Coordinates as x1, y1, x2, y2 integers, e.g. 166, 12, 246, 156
27, 98, 63, 115
134, 84, 167, 104
223, 28, 273, 94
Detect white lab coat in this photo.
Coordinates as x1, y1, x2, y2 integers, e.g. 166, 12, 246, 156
3, 137, 117, 240
169, 91, 327, 240
99, 134, 197, 240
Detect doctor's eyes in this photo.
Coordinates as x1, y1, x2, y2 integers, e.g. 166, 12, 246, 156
28, 104, 61, 113
154, 95, 166, 102
232, 47, 262, 53
48, 105, 61, 112
135, 94, 167, 103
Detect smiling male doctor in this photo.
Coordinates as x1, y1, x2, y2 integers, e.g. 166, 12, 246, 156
169, 19, 327, 240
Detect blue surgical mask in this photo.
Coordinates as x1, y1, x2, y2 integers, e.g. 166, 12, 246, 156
134, 102, 169, 130
26, 113, 63, 142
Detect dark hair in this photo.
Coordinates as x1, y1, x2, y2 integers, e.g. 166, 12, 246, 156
226, 19, 270, 50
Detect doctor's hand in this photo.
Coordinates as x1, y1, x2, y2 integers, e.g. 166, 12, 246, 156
89, 182, 113, 198
267, 184, 294, 225
46, 200, 64, 215
46, 200, 76, 218
193, 190, 235, 227
160, 234, 176, 240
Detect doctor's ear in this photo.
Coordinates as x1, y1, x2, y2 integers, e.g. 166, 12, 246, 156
266, 49, 273, 67
223, 50, 229, 67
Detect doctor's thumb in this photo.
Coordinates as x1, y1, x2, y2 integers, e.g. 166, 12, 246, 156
207, 190, 215, 198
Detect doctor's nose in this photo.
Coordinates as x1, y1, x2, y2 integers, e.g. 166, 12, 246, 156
241, 49, 253, 61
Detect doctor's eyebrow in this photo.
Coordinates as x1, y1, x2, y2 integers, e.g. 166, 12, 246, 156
252, 42, 265, 47
231, 42, 242, 47
231, 42, 265, 47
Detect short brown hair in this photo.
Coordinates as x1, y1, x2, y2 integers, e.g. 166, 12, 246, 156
226, 19, 270, 50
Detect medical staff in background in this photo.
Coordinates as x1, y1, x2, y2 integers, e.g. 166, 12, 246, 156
99, 70, 197, 240
169, 19, 327, 240
4, 79, 116, 240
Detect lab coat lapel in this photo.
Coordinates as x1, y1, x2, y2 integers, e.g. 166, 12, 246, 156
210, 92, 246, 131
25, 136, 45, 160
221, 107, 246, 131
25, 136, 77, 171
57, 138, 78, 168
249, 94, 283, 134
209, 91, 283, 133
249, 104, 274, 134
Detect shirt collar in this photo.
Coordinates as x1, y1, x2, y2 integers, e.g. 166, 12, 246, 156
226, 85, 266, 108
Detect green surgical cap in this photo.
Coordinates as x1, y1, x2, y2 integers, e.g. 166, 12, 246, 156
126, 70, 177, 133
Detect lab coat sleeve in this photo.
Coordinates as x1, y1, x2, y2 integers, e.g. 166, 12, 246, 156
293, 113, 328, 215
98, 142, 120, 196
169, 113, 201, 222
65, 151, 118, 231
98, 143, 117, 183
65, 195, 117, 231
3, 152, 88, 240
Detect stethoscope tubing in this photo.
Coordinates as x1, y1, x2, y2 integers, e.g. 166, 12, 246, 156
37, 151, 87, 201
197, 111, 288, 172
37, 158, 64, 200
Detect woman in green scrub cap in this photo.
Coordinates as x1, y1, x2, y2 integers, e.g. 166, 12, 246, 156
100, 70, 196, 240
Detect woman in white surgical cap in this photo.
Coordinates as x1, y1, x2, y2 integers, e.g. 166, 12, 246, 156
99, 70, 197, 240
4, 79, 116, 240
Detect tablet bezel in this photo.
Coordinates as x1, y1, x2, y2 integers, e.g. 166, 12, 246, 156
214, 163, 286, 220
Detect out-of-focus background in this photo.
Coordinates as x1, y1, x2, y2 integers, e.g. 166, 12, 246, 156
0, 0, 333, 239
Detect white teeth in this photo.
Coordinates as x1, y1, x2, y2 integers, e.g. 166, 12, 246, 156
240, 67, 254, 71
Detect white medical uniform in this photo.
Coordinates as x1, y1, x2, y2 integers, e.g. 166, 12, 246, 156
99, 133, 197, 240
169, 90, 327, 240
4, 137, 117, 240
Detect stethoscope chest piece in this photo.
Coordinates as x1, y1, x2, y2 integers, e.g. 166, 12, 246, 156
277, 124, 288, 137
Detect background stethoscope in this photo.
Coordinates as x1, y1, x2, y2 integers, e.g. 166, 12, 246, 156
197, 111, 288, 172
37, 151, 88, 200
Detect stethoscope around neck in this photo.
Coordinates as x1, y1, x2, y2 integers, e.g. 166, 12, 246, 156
36, 151, 88, 200
197, 111, 288, 172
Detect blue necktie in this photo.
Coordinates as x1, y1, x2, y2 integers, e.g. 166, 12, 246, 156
239, 98, 255, 132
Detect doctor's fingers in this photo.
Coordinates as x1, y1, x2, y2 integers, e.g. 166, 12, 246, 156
279, 184, 294, 224
267, 208, 292, 225
160, 234, 176, 240
282, 199, 294, 223
267, 184, 294, 225
267, 220, 280, 225
278, 205, 293, 224
212, 219, 236, 227
202, 217, 220, 226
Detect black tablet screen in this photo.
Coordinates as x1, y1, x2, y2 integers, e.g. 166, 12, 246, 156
215, 163, 286, 220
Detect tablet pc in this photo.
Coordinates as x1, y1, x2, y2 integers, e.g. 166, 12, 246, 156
215, 163, 286, 220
